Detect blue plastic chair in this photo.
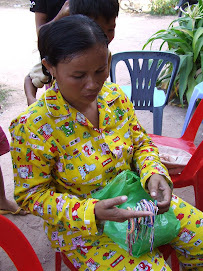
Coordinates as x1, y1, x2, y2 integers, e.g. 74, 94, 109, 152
110, 51, 180, 135
181, 81, 203, 136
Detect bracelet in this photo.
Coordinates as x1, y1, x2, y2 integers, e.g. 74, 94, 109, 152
126, 199, 158, 256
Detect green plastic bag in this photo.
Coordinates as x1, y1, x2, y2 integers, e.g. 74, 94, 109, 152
92, 170, 180, 257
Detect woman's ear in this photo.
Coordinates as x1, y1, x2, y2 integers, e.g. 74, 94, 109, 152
42, 58, 54, 76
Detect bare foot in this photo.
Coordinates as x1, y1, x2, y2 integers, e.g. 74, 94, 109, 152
0, 198, 28, 215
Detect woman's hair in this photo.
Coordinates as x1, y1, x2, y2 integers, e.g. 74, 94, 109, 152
69, 0, 119, 22
38, 15, 108, 78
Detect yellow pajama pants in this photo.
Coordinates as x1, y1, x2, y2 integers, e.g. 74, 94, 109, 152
63, 194, 203, 270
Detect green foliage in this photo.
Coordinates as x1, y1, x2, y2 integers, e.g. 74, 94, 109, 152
149, 0, 178, 15
143, 1, 203, 104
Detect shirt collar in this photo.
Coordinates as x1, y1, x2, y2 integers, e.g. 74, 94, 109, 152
45, 81, 121, 120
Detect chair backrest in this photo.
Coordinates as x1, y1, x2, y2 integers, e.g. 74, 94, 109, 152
182, 99, 203, 142
0, 215, 43, 271
110, 51, 180, 111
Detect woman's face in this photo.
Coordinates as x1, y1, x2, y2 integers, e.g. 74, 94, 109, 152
45, 44, 108, 111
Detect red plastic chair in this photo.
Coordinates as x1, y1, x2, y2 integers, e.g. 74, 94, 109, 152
55, 251, 77, 271
0, 215, 43, 271
150, 99, 203, 270
150, 99, 203, 208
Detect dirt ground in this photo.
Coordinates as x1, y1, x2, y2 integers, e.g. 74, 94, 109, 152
0, 2, 202, 271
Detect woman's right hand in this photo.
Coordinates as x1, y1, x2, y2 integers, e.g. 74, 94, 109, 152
94, 196, 153, 223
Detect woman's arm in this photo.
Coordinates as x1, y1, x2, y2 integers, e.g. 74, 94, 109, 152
35, 1, 70, 36
9, 118, 99, 237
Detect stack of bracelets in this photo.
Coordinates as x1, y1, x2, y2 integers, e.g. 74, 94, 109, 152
126, 199, 158, 256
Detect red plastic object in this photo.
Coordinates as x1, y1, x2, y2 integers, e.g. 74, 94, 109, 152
150, 99, 203, 209
55, 252, 77, 271
150, 99, 203, 270
0, 215, 43, 271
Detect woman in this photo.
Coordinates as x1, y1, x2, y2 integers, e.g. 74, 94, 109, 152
9, 15, 203, 270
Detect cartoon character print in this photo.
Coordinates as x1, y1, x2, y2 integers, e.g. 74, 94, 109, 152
73, 148, 82, 160
196, 218, 203, 228
82, 141, 96, 157
77, 246, 93, 258
127, 144, 133, 156
71, 235, 85, 249
50, 140, 58, 153
103, 113, 111, 126
100, 143, 111, 155
29, 131, 40, 140
114, 107, 125, 123
76, 112, 88, 126
85, 258, 100, 271
18, 165, 33, 179
112, 145, 123, 159
72, 258, 83, 269
72, 202, 82, 221
103, 250, 116, 260
58, 235, 66, 247
15, 135, 25, 144
26, 148, 40, 162
38, 123, 53, 140
59, 121, 75, 137
83, 131, 91, 139
134, 260, 152, 271
179, 228, 195, 243
78, 164, 96, 180
51, 231, 58, 241
64, 204, 70, 221
124, 129, 131, 139
56, 194, 66, 213
56, 160, 64, 172
39, 171, 51, 179
33, 201, 44, 216
66, 163, 74, 170
19, 111, 34, 124
46, 103, 60, 110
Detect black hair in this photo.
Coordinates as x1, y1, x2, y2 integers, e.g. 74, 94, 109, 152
38, 15, 108, 80
69, 0, 119, 22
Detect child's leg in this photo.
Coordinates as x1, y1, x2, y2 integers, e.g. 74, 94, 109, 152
170, 194, 203, 270
0, 165, 27, 215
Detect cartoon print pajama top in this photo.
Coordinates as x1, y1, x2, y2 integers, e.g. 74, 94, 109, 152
9, 82, 203, 270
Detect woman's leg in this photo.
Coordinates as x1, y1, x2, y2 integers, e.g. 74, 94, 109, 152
63, 234, 171, 270
0, 165, 27, 215
170, 194, 203, 270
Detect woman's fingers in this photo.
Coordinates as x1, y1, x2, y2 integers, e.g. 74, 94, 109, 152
95, 196, 153, 222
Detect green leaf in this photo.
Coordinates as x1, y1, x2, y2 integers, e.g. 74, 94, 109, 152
186, 68, 197, 102
193, 27, 203, 49
201, 52, 203, 81
193, 38, 203, 62
174, 28, 193, 38
178, 54, 193, 104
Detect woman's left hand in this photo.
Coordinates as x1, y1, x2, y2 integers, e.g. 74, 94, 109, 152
147, 174, 172, 214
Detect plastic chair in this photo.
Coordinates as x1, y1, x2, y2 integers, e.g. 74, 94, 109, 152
110, 51, 180, 135
181, 81, 203, 136
158, 141, 203, 270
150, 99, 203, 271
55, 251, 77, 271
0, 215, 43, 271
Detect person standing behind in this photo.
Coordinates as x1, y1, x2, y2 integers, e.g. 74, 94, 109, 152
24, 0, 119, 105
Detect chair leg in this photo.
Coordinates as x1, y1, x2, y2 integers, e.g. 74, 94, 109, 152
181, 95, 198, 137
171, 249, 180, 271
153, 107, 164, 135
55, 252, 62, 271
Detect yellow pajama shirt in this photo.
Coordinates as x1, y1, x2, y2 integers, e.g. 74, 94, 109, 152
9, 82, 203, 270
